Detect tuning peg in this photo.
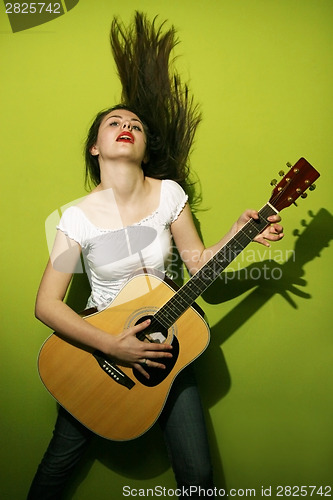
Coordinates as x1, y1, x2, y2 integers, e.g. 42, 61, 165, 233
301, 193, 308, 199
286, 162, 292, 168
309, 184, 316, 191
278, 170, 285, 176
270, 179, 277, 186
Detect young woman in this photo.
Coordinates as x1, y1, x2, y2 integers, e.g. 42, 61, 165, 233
27, 13, 283, 499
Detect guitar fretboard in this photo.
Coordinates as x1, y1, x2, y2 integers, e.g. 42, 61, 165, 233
154, 203, 277, 329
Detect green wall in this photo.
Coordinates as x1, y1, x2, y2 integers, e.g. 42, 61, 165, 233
1, 0, 332, 498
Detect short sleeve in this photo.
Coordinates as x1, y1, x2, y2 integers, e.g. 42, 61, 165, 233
161, 180, 188, 224
56, 206, 88, 247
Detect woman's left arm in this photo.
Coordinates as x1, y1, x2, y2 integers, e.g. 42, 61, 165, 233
171, 204, 284, 275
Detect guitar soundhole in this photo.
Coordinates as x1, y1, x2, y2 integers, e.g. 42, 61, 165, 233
133, 315, 179, 387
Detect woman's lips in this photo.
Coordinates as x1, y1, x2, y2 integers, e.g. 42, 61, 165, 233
116, 132, 134, 143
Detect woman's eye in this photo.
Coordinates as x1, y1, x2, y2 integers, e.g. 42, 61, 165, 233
109, 121, 119, 126
132, 125, 142, 131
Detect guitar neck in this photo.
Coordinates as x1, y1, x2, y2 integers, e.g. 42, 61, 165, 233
154, 203, 278, 329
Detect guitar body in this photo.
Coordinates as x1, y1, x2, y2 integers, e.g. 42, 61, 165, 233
38, 268, 210, 441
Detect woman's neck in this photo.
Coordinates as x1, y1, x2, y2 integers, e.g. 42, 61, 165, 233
97, 160, 146, 203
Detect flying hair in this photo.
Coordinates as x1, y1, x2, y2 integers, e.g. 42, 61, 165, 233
109, 11, 202, 204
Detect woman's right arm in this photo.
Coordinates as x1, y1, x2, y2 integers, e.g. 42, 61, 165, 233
35, 258, 116, 352
35, 231, 172, 377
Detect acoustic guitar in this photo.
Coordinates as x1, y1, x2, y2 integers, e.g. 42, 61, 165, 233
38, 157, 320, 441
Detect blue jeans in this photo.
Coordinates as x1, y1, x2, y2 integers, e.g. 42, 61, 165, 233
27, 366, 214, 499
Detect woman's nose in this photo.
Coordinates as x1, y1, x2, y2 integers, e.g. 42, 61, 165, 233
122, 121, 132, 130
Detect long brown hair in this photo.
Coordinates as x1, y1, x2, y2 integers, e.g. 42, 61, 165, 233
85, 12, 202, 205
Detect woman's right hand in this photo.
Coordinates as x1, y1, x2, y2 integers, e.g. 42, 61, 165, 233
111, 319, 173, 379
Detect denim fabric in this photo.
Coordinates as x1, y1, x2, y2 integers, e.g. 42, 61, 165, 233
27, 366, 214, 499
27, 407, 92, 499
159, 366, 214, 496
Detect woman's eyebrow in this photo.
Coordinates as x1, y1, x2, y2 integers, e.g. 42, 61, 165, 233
105, 114, 143, 125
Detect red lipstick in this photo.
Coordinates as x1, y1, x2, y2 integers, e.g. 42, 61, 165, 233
116, 132, 134, 143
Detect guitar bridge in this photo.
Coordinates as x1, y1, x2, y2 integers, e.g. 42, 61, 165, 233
93, 351, 135, 390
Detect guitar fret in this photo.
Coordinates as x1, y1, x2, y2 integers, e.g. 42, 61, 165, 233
241, 225, 257, 241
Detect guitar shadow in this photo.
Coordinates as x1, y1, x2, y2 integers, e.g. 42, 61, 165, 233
193, 207, 333, 484
63, 208, 332, 495
196, 208, 333, 401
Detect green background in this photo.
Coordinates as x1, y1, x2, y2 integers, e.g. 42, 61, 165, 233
1, 0, 332, 498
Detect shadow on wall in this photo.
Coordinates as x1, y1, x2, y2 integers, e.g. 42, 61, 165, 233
60, 207, 332, 496
197, 208, 333, 406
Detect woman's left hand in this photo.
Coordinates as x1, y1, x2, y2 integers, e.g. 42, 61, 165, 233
236, 210, 284, 247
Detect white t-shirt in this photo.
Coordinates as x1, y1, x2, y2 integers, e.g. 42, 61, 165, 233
57, 179, 188, 309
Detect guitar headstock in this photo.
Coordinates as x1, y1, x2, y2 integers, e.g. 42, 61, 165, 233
269, 158, 320, 212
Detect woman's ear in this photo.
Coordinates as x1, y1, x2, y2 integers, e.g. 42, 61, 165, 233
90, 145, 99, 156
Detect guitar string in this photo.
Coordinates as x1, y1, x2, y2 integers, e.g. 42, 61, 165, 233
159, 167, 310, 326
164, 163, 317, 326
140, 165, 316, 342
156, 208, 272, 327
164, 170, 306, 319
137, 207, 271, 341
153, 203, 276, 330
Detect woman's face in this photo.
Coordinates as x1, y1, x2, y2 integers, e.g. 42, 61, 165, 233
90, 109, 148, 165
